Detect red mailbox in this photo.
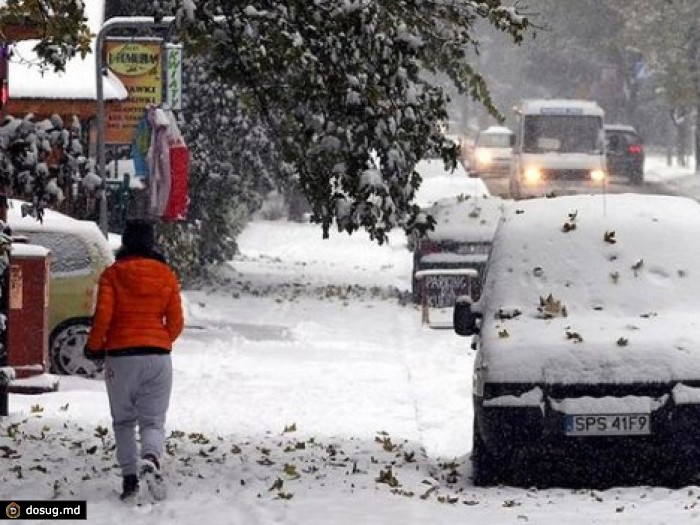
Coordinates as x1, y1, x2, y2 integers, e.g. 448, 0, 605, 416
6, 243, 51, 389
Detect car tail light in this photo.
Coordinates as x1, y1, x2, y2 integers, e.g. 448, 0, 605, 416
418, 239, 441, 256
627, 144, 643, 154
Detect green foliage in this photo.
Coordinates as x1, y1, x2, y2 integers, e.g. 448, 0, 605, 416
157, 55, 280, 282
103, 1, 532, 279
155, 0, 530, 245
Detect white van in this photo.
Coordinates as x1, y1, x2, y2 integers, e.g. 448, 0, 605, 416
509, 99, 607, 199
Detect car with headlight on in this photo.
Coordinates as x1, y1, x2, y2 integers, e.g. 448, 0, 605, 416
469, 126, 514, 179
455, 193, 700, 486
509, 99, 608, 200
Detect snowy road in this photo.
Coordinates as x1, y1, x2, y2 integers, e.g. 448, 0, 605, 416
477, 153, 700, 200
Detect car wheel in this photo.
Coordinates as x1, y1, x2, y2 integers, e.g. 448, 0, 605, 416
49, 318, 104, 378
471, 422, 509, 486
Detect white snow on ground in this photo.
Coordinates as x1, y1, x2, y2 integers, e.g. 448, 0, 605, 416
3, 157, 700, 523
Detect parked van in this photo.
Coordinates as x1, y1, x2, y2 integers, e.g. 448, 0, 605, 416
7, 201, 114, 377
510, 99, 607, 199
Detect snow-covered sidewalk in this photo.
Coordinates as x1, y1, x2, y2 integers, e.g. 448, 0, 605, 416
3, 217, 700, 524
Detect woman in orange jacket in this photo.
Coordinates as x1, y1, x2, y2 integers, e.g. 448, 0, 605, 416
85, 219, 184, 501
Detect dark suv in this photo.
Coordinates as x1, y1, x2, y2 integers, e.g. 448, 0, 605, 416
605, 124, 644, 184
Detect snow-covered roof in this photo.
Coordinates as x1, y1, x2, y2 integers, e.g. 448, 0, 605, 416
480, 126, 513, 135
424, 195, 505, 243
10, 242, 49, 257
6, 199, 104, 239
604, 123, 638, 132
520, 99, 604, 117
8, 0, 127, 101
477, 193, 700, 384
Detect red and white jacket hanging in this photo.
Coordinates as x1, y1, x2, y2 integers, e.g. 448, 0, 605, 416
146, 106, 190, 222
162, 140, 189, 221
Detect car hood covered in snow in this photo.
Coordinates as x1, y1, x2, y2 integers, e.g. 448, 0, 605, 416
476, 193, 700, 385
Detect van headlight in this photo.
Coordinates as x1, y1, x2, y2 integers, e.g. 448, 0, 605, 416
590, 169, 606, 183
523, 166, 542, 184
475, 148, 492, 165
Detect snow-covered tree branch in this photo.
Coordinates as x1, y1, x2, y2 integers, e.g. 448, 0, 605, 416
158, 0, 530, 243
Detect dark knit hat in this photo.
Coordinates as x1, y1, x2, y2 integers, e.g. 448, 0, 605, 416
122, 219, 155, 251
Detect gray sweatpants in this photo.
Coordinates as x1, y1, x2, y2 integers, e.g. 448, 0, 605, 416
105, 354, 172, 477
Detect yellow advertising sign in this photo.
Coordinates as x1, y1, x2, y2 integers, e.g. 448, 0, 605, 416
105, 39, 163, 145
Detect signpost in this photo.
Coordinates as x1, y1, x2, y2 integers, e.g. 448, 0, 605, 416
105, 38, 163, 145
165, 43, 183, 111
95, 16, 222, 235
95, 16, 176, 236
414, 268, 479, 327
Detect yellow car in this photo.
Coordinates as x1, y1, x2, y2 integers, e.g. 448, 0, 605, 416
8, 201, 114, 377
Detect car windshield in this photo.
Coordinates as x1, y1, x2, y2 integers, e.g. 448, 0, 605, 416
523, 115, 602, 154
15, 230, 91, 274
606, 130, 641, 151
477, 134, 511, 148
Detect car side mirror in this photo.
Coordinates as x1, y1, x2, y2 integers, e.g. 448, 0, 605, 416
454, 296, 481, 336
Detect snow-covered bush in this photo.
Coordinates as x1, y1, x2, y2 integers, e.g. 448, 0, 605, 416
156, 55, 282, 282
0, 113, 85, 222
156, 0, 530, 244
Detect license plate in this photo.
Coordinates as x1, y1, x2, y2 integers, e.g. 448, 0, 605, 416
565, 414, 651, 436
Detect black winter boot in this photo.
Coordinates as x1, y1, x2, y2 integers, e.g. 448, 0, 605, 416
120, 474, 139, 501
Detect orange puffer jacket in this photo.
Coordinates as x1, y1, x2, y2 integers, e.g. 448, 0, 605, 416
87, 256, 184, 353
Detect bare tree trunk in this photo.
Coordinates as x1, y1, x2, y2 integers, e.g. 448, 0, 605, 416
696, 106, 700, 173
688, 27, 700, 172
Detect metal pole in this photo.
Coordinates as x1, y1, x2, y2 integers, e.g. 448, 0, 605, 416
94, 16, 176, 237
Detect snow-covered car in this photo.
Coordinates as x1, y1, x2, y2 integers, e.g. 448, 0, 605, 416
411, 195, 504, 305
454, 193, 700, 486
413, 157, 490, 209
8, 201, 114, 377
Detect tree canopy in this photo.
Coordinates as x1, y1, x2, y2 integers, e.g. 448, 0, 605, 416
158, 0, 530, 243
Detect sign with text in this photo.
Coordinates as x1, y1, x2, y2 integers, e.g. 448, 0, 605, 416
105, 39, 163, 145
165, 43, 183, 111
